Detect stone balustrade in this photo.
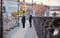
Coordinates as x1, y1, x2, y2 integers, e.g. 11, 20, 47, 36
33, 16, 60, 38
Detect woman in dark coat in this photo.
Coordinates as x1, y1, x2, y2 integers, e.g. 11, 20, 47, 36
29, 15, 33, 28
22, 15, 26, 28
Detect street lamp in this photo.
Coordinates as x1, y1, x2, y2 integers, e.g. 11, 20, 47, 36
32, 0, 33, 5
17, 0, 20, 27
1, 0, 3, 38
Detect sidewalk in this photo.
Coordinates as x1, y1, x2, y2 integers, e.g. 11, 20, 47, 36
7, 20, 38, 38
24, 20, 38, 38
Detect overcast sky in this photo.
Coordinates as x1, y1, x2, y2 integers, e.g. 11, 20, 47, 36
20, 0, 60, 6
5, 0, 60, 6
50, 0, 60, 6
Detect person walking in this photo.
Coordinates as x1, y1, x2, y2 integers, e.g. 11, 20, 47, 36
21, 15, 26, 28
29, 15, 33, 28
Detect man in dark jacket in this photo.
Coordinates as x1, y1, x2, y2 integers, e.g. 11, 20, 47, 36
29, 15, 33, 28
22, 15, 26, 28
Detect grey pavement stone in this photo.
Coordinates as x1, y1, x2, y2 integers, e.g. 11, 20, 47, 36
3, 20, 37, 38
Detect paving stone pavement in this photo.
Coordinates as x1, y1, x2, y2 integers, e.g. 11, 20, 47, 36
3, 20, 38, 38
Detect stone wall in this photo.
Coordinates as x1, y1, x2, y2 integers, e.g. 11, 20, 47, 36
33, 17, 60, 38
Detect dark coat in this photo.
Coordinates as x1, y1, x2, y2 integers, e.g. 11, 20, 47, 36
22, 15, 25, 24
29, 15, 33, 22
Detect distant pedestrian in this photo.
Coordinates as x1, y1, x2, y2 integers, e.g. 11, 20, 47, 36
29, 15, 33, 28
21, 15, 26, 28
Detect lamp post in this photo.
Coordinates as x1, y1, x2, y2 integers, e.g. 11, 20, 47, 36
32, 0, 33, 5
1, 0, 3, 38
32, 0, 33, 15
17, 0, 20, 27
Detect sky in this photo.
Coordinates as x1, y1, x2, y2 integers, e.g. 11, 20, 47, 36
5, 0, 60, 13
50, 0, 60, 6
20, 0, 60, 6
4, 0, 60, 16
5, 0, 60, 6
5, 1, 18, 14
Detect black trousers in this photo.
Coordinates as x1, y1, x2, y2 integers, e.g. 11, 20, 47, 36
29, 22, 32, 27
22, 23, 25, 28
